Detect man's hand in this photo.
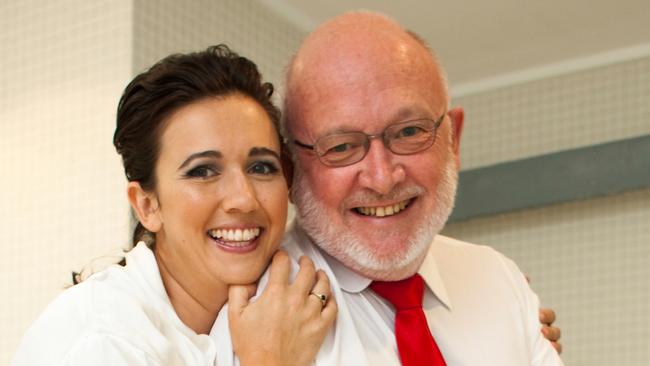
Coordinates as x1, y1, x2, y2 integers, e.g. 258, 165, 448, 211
527, 275, 562, 354
539, 308, 562, 354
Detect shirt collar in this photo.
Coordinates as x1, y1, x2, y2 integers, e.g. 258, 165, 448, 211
288, 223, 374, 293
419, 237, 453, 310
320, 248, 373, 293
307, 228, 452, 309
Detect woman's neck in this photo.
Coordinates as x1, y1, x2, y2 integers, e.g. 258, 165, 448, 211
155, 250, 228, 335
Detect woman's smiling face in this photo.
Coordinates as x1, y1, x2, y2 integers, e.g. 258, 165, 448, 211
147, 93, 288, 290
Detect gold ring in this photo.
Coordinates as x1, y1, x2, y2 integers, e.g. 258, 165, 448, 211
310, 292, 328, 307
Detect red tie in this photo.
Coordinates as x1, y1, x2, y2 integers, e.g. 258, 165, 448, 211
370, 274, 446, 366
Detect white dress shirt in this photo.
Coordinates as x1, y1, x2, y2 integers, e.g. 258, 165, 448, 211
277, 222, 564, 366
12, 242, 222, 366
14, 226, 563, 365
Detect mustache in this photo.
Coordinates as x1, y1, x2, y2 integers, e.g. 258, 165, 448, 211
343, 185, 425, 207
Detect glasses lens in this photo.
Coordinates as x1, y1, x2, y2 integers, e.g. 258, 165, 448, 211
315, 133, 368, 166
386, 119, 436, 154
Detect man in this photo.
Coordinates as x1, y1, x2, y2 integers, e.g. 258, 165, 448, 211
280, 11, 563, 365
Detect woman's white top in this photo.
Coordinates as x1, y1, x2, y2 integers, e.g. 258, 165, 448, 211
12, 242, 223, 366
11, 240, 348, 366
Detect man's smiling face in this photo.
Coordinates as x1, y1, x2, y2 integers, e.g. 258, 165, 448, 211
287, 15, 463, 280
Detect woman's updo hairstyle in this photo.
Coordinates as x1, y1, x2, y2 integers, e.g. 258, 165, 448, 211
114, 44, 282, 245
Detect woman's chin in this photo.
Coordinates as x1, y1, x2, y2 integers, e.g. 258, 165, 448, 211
221, 265, 267, 287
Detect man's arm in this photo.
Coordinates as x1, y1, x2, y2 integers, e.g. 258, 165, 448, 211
528, 273, 562, 354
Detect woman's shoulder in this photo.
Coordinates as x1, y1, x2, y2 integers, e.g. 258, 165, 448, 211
12, 263, 170, 365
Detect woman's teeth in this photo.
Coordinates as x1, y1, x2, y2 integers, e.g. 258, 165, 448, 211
208, 228, 261, 242
355, 200, 409, 217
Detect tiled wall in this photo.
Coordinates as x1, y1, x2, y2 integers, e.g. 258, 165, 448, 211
456, 56, 650, 169
443, 56, 650, 365
133, 0, 305, 101
0, 1, 133, 364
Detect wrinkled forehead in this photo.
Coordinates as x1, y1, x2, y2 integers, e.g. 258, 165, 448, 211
288, 35, 446, 138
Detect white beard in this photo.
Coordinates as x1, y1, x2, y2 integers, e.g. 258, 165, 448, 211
292, 152, 458, 280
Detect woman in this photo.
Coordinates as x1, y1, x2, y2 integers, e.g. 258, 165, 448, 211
12, 45, 336, 366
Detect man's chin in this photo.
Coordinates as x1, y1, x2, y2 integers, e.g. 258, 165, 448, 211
343, 251, 428, 281
296, 198, 440, 280
292, 156, 457, 281
318, 234, 433, 281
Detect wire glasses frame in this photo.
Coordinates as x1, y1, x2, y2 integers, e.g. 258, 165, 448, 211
292, 111, 447, 167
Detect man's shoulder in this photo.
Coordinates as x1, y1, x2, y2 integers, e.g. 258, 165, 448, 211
428, 234, 524, 284
425, 235, 533, 317
431, 234, 504, 258
423, 237, 560, 365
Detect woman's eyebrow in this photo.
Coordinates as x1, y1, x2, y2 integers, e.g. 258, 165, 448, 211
249, 147, 280, 160
178, 150, 222, 170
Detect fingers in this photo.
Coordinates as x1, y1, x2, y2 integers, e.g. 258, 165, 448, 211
293, 255, 317, 295
306, 270, 331, 312
306, 270, 338, 330
228, 283, 258, 317
539, 307, 556, 325
541, 324, 562, 354
267, 250, 291, 287
551, 341, 563, 354
320, 290, 338, 326
264, 253, 334, 322
541, 325, 561, 342
539, 308, 561, 354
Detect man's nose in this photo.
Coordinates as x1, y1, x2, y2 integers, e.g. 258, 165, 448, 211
220, 170, 260, 213
357, 139, 405, 194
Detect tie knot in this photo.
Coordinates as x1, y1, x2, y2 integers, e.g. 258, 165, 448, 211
370, 274, 425, 310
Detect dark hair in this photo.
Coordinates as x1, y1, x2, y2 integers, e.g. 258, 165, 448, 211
114, 44, 282, 246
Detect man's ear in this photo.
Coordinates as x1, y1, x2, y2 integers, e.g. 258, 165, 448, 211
127, 181, 162, 233
447, 107, 465, 169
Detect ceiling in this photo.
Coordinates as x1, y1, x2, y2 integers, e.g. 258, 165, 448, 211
259, 0, 650, 87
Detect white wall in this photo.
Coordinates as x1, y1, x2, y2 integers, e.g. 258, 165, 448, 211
443, 54, 650, 365
0, 0, 134, 363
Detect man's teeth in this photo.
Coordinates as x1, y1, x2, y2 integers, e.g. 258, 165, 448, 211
356, 200, 409, 217
208, 228, 261, 242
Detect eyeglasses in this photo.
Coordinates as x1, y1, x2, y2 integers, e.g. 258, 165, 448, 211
292, 112, 447, 167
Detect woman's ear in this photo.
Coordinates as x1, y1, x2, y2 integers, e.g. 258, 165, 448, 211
127, 181, 162, 233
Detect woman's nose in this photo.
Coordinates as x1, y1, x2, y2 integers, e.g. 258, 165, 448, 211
220, 170, 260, 213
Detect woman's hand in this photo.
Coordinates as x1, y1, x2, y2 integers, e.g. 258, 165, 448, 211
229, 251, 338, 366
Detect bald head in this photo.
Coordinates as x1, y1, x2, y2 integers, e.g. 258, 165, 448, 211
285, 12, 462, 280
284, 11, 449, 137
